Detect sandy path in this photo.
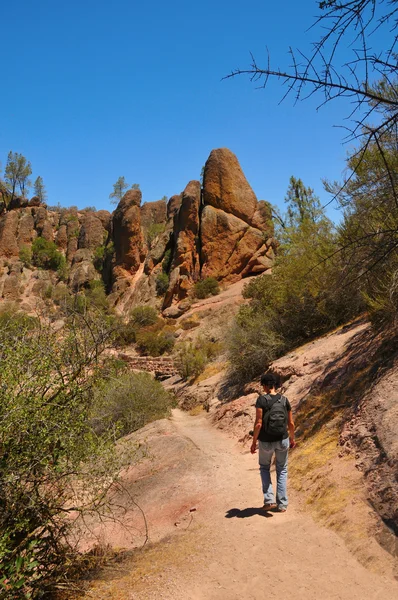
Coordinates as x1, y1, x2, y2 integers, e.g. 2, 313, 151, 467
86, 408, 397, 599
136, 409, 397, 600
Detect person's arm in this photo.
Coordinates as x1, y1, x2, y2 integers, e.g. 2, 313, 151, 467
250, 408, 263, 454
288, 410, 296, 448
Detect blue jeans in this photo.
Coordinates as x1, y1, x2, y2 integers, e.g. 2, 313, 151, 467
258, 438, 289, 509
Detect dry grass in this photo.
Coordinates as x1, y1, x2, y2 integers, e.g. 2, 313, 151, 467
73, 525, 204, 600
189, 405, 204, 416
290, 409, 390, 573
195, 361, 227, 383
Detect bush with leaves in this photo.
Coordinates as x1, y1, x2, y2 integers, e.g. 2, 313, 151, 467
226, 177, 363, 384
0, 310, 126, 598
135, 324, 175, 356
175, 336, 223, 380
193, 277, 220, 299
130, 305, 158, 328
91, 370, 175, 438
155, 271, 169, 296
19, 245, 32, 268
146, 222, 166, 247
31, 237, 65, 271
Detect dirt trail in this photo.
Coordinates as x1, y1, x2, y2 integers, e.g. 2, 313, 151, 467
87, 408, 398, 599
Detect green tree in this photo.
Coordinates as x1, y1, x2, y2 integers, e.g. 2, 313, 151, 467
33, 176, 47, 202
325, 131, 398, 327
109, 176, 129, 204
0, 310, 127, 598
4, 151, 32, 202
226, 177, 363, 384
31, 237, 65, 270
131, 183, 140, 190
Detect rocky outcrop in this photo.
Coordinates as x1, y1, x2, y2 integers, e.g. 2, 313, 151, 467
110, 149, 275, 311
164, 181, 201, 305
141, 199, 167, 229
78, 212, 108, 251
0, 211, 20, 257
203, 148, 258, 225
0, 147, 275, 313
69, 249, 99, 291
113, 189, 145, 274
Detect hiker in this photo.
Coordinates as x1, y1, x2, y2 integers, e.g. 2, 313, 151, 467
250, 372, 295, 512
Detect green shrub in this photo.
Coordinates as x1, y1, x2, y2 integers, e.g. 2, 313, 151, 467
85, 280, 109, 312
146, 222, 166, 246
113, 317, 137, 346
174, 336, 223, 380
56, 254, 69, 281
193, 277, 220, 299
226, 306, 285, 384
91, 371, 175, 437
156, 271, 169, 296
175, 343, 208, 379
93, 242, 114, 272
180, 317, 200, 330
162, 248, 172, 273
136, 327, 175, 356
31, 237, 65, 271
19, 245, 32, 267
0, 312, 125, 598
130, 305, 158, 328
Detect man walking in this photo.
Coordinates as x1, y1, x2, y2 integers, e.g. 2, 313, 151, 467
250, 372, 295, 512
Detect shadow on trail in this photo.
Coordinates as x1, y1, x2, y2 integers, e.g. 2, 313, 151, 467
225, 507, 274, 519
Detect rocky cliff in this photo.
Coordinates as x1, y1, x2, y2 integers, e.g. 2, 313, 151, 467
0, 148, 275, 315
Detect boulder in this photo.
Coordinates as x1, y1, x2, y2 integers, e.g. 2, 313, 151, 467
78, 212, 107, 250
141, 199, 167, 229
200, 205, 265, 281
95, 210, 112, 232
167, 194, 182, 221
163, 181, 201, 306
202, 148, 258, 225
17, 211, 35, 248
112, 189, 145, 273
56, 224, 68, 251
8, 197, 28, 211
0, 211, 20, 258
69, 249, 98, 291
28, 196, 41, 207
251, 200, 273, 235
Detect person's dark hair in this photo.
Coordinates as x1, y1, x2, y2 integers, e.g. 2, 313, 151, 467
260, 372, 278, 388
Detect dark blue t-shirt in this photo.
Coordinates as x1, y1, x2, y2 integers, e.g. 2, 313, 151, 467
256, 393, 292, 442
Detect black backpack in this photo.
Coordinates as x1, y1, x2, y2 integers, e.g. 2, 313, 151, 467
261, 394, 288, 438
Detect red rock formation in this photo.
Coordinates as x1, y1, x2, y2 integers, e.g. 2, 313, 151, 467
112, 189, 145, 273
78, 212, 107, 250
203, 148, 258, 225
200, 148, 274, 283
0, 211, 20, 258
140, 199, 167, 229
163, 181, 201, 306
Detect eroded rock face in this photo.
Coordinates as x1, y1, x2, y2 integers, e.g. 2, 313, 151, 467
200, 205, 265, 281
78, 212, 108, 250
141, 199, 167, 229
164, 181, 201, 305
112, 189, 145, 273
0, 147, 275, 313
0, 211, 20, 258
203, 148, 258, 225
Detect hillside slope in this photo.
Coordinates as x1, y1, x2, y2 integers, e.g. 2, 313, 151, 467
76, 318, 398, 598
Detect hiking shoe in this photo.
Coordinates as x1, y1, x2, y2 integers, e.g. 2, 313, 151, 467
262, 503, 277, 511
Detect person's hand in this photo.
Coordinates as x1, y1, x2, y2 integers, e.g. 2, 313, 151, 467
289, 438, 296, 449
250, 441, 257, 454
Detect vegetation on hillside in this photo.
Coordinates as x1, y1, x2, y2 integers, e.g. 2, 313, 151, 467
0, 304, 176, 598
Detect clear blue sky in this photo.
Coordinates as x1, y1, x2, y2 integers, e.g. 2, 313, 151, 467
0, 1, 368, 218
